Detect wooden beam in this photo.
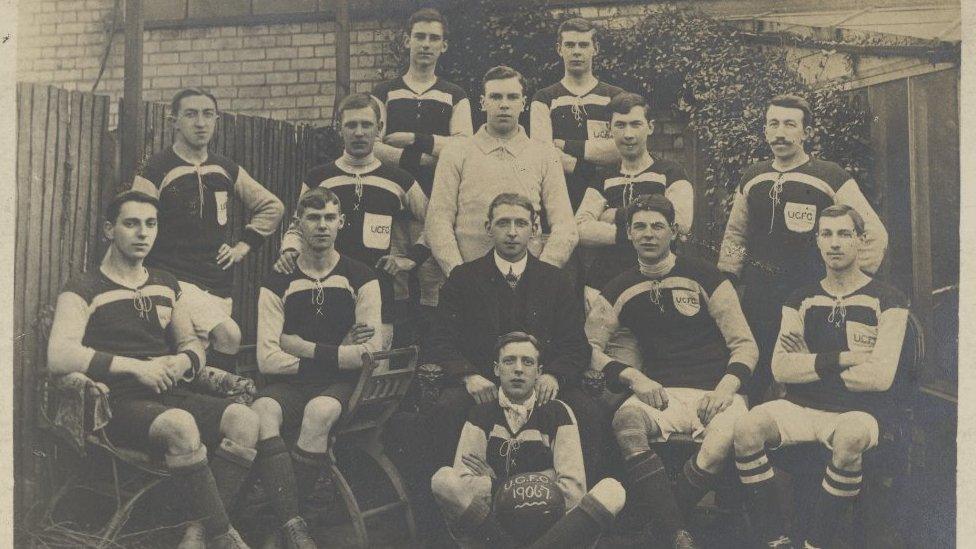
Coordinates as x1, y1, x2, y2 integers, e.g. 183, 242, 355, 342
332, 0, 351, 125
120, 0, 144, 185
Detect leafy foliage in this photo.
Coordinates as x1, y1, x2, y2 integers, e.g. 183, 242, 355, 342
384, 2, 872, 232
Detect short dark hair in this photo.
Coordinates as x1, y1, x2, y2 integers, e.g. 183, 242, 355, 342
767, 94, 813, 128
170, 87, 218, 115
558, 17, 597, 43
297, 186, 342, 217
106, 190, 159, 223
482, 65, 526, 96
818, 204, 865, 235
495, 331, 541, 361
626, 193, 675, 227
487, 193, 537, 224
608, 92, 650, 120
407, 7, 448, 38
337, 93, 382, 124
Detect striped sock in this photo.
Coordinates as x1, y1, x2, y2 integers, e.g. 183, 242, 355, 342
735, 448, 786, 545
806, 463, 862, 548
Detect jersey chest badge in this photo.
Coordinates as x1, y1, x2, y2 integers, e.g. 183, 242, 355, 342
586, 120, 612, 140
671, 288, 701, 316
215, 191, 229, 226
846, 321, 878, 352
363, 212, 392, 250
784, 202, 816, 233
156, 304, 172, 329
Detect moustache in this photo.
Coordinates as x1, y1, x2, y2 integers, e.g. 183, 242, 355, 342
769, 140, 793, 146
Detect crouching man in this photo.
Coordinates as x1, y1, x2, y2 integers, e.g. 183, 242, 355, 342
431, 331, 625, 548
586, 195, 758, 549
47, 191, 258, 548
732, 205, 909, 549
251, 187, 383, 548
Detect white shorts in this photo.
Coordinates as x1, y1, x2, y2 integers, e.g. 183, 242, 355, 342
178, 281, 234, 344
751, 399, 879, 451
619, 387, 748, 443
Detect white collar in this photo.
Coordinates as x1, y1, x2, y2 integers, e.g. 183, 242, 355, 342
498, 388, 537, 432
337, 153, 381, 174
494, 250, 528, 278
638, 251, 677, 278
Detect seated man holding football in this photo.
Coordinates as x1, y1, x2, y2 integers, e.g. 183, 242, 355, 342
430, 331, 625, 548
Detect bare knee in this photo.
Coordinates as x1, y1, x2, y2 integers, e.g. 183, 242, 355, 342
831, 420, 873, 465
220, 403, 259, 447
301, 397, 342, 437
211, 319, 241, 354
733, 409, 779, 454
252, 397, 284, 440
150, 409, 201, 455
612, 405, 654, 459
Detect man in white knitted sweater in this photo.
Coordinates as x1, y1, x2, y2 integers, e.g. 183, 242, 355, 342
425, 66, 578, 277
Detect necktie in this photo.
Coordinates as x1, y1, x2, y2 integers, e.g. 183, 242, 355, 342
505, 266, 519, 289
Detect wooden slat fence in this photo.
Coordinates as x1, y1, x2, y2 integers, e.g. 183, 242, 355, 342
14, 83, 111, 512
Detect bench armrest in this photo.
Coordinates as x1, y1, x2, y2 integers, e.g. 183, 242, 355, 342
43, 372, 112, 456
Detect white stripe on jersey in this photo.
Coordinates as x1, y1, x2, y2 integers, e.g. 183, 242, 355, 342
314, 175, 408, 207
550, 94, 612, 110
604, 171, 669, 190
88, 284, 177, 312
160, 164, 232, 193
796, 293, 882, 322
742, 171, 836, 197
282, 276, 356, 302
387, 88, 454, 107
612, 276, 705, 316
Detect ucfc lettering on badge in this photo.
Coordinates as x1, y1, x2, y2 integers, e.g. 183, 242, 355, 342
370, 225, 391, 234
784, 202, 817, 233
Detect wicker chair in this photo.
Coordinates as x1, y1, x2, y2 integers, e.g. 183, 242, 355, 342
35, 305, 257, 547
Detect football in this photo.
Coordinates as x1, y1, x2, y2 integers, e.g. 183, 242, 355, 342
493, 472, 567, 544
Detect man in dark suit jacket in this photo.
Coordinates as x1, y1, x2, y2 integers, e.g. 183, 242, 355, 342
425, 192, 608, 485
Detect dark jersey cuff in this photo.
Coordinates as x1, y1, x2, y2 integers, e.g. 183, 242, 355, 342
87, 351, 115, 382
180, 350, 202, 378
814, 352, 844, 380
399, 147, 423, 173
564, 139, 585, 159
727, 362, 752, 386
603, 361, 630, 394
405, 243, 431, 265
413, 133, 435, 155
242, 228, 266, 250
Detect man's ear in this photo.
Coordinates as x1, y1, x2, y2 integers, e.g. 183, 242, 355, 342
338, 214, 346, 230
493, 362, 500, 378
485, 219, 492, 234
647, 119, 655, 135
480, 95, 487, 112
102, 220, 114, 241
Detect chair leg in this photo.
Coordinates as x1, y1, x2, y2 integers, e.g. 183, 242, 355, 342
361, 443, 417, 544
328, 450, 369, 548
97, 476, 167, 547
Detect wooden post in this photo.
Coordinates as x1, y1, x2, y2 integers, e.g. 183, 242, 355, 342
333, 0, 351, 124
120, 0, 144, 184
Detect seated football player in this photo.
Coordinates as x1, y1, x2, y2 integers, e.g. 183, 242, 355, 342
430, 331, 625, 548
732, 205, 909, 549
586, 194, 758, 549
47, 190, 258, 549
251, 187, 383, 548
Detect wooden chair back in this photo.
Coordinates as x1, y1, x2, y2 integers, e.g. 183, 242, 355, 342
336, 346, 419, 435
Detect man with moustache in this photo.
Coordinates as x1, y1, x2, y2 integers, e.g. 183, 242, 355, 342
132, 88, 284, 372
371, 7, 473, 332
718, 94, 887, 404
587, 195, 757, 549
426, 193, 606, 484
275, 93, 430, 348
47, 191, 259, 548
426, 66, 578, 279
252, 187, 384, 548
733, 205, 908, 549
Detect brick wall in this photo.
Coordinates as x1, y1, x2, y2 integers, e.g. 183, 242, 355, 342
17, 0, 400, 126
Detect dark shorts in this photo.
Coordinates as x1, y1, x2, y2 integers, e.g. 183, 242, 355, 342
378, 271, 396, 324
256, 377, 357, 432
106, 386, 235, 451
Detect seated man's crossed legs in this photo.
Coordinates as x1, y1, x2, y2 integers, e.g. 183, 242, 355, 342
733, 400, 878, 549
178, 280, 241, 372
251, 380, 357, 548
108, 390, 259, 548
612, 387, 747, 546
